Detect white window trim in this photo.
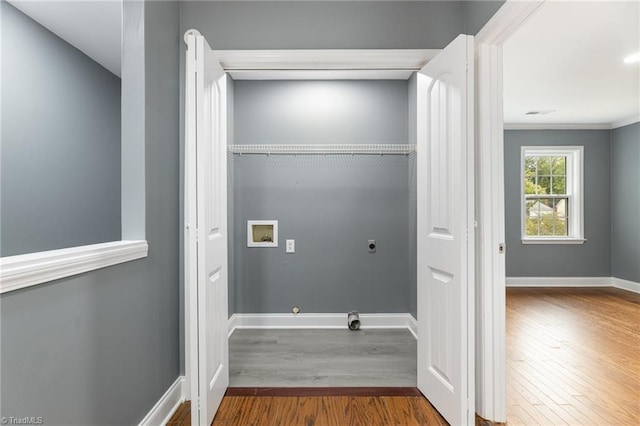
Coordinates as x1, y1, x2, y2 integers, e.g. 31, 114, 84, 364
520, 146, 584, 244
0, 241, 148, 294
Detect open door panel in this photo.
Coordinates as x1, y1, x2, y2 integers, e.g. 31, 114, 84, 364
416, 34, 475, 426
184, 30, 229, 426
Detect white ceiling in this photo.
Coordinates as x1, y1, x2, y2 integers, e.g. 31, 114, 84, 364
503, 0, 640, 128
8, 0, 122, 77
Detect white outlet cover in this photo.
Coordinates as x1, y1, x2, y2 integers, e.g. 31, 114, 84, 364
286, 239, 295, 253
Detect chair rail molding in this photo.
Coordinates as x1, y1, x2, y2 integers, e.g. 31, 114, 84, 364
0, 240, 148, 294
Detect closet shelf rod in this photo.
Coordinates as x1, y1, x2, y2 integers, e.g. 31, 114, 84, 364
228, 144, 416, 155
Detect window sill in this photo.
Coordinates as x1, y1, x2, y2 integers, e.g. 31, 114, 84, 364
0, 240, 148, 294
521, 238, 586, 245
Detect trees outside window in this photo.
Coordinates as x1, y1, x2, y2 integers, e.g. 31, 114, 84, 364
521, 147, 584, 243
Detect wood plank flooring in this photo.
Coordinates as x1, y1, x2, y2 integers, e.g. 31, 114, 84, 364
506, 287, 640, 425
229, 329, 416, 387
167, 393, 448, 426
169, 287, 639, 425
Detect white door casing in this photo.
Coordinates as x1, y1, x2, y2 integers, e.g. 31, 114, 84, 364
416, 34, 475, 426
184, 30, 229, 426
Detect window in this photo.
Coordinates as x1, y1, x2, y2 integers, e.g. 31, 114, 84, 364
521, 146, 584, 244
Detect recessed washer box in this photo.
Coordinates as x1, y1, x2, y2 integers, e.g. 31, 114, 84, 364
247, 220, 278, 247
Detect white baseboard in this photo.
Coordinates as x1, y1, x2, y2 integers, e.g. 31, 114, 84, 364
506, 276, 640, 294
407, 314, 418, 339
138, 376, 185, 426
506, 277, 612, 287
612, 277, 640, 294
228, 313, 417, 338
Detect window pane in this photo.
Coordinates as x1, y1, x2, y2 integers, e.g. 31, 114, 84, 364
537, 176, 550, 194
536, 198, 555, 236
525, 217, 539, 236
524, 157, 537, 177
537, 157, 552, 176
552, 156, 566, 175
553, 198, 568, 236
524, 177, 537, 194
552, 176, 566, 195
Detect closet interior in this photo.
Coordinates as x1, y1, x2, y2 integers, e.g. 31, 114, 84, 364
226, 76, 419, 387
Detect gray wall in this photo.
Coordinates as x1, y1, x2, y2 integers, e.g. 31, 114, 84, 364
180, 1, 464, 50
504, 130, 612, 277
1, 1, 121, 256
611, 122, 640, 282
0, 1, 181, 424
232, 80, 412, 314
463, 0, 504, 35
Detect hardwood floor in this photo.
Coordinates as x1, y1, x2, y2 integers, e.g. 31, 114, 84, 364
169, 287, 639, 425
167, 391, 448, 425
506, 287, 640, 425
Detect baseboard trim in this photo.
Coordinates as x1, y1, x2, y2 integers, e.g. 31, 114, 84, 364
228, 313, 417, 337
612, 277, 640, 294
506, 276, 640, 294
408, 314, 418, 340
138, 376, 185, 426
506, 277, 612, 287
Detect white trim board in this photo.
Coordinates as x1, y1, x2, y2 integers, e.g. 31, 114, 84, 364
0, 240, 148, 294
506, 276, 640, 294
138, 376, 185, 426
504, 119, 640, 131
218, 49, 440, 80
213, 49, 439, 72
611, 116, 640, 130
612, 277, 640, 294
228, 313, 417, 338
407, 314, 418, 340
506, 277, 612, 287
504, 123, 612, 130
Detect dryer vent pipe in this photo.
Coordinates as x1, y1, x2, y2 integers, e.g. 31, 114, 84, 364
348, 311, 360, 330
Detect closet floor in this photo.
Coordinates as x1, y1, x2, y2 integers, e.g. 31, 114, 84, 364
229, 329, 417, 387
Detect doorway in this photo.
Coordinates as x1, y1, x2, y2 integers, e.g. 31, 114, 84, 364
184, 31, 475, 426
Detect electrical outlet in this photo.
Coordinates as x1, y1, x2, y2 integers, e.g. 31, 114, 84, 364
286, 239, 295, 253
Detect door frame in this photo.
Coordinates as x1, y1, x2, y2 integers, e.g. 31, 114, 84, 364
473, 0, 545, 422
182, 47, 440, 403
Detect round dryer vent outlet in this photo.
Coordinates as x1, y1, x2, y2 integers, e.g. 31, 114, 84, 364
291, 306, 301, 314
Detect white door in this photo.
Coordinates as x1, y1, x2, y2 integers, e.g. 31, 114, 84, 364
416, 34, 475, 426
185, 30, 229, 426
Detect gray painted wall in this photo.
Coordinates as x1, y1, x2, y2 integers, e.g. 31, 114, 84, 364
180, 1, 464, 50
234, 80, 408, 144
0, 1, 181, 424
1, 2, 121, 256
232, 80, 412, 314
611, 122, 640, 282
463, 0, 504, 35
504, 130, 612, 277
